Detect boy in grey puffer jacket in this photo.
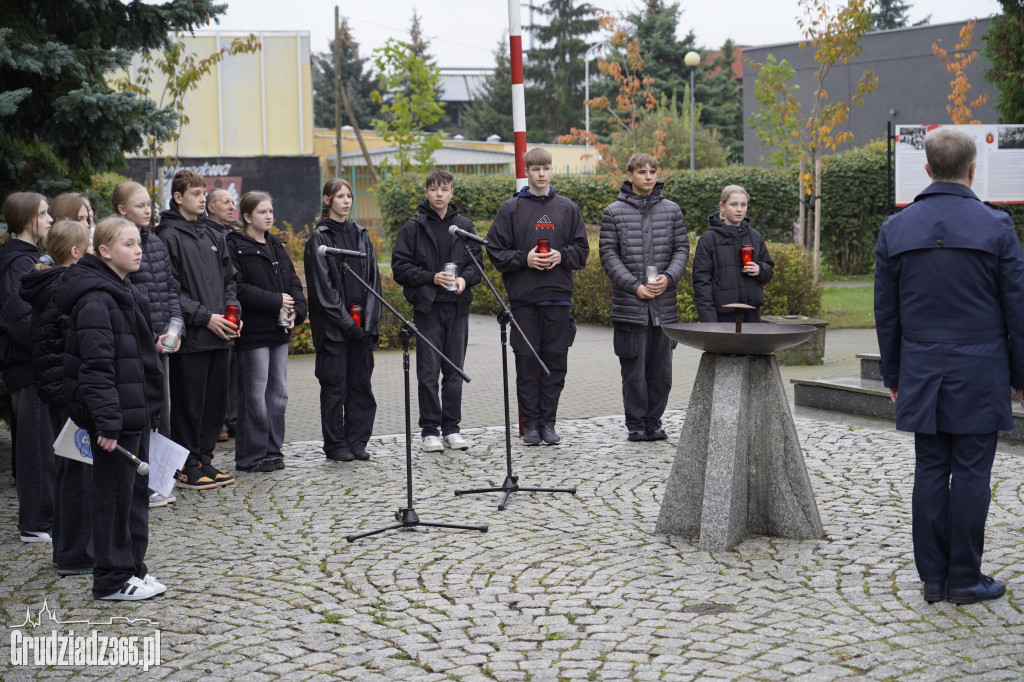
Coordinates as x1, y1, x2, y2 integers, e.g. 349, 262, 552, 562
599, 153, 689, 442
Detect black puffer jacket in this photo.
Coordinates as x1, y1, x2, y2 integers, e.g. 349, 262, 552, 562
692, 212, 774, 322
392, 201, 483, 315
0, 239, 44, 392
599, 182, 689, 326
57, 254, 163, 437
304, 219, 382, 348
21, 265, 68, 407
226, 230, 307, 350
127, 226, 182, 342
155, 204, 238, 353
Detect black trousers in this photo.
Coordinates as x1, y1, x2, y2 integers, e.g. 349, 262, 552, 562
49, 406, 93, 572
314, 337, 376, 456
91, 429, 149, 598
11, 383, 54, 533
224, 346, 238, 433
912, 431, 997, 588
510, 305, 575, 425
169, 349, 229, 464
415, 304, 469, 437
613, 323, 675, 431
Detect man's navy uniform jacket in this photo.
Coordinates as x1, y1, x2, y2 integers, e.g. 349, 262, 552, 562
874, 182, 1024, 435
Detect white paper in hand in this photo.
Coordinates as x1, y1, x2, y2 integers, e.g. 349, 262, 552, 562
148, 432, 190, 496
53, 419, 93, 465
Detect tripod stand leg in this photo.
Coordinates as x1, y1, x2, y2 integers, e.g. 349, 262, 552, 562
346, 523, 404, 542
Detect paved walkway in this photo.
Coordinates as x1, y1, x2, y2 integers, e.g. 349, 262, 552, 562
2, 320, 1021, 680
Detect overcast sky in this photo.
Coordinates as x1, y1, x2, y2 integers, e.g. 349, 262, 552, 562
207, 0, 1003, 68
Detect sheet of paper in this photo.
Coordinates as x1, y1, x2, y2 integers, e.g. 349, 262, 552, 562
148, 432, 190, 497
52, 419, 93, 465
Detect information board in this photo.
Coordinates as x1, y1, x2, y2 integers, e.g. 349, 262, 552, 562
895, 124, 1024, 206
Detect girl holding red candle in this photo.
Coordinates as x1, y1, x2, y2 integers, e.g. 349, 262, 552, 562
692, 185, 775, 323
304, 178, 382, 462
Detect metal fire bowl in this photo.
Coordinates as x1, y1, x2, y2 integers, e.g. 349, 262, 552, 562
662, 322, 816, 355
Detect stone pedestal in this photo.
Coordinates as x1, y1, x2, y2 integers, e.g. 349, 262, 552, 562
655, 352, 824, 551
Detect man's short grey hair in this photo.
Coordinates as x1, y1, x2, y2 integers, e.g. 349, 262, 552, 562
924, 127, 977, 182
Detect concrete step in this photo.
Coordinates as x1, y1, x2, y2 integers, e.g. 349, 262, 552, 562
856, 353, 882, 381
792, 375, 1024, 443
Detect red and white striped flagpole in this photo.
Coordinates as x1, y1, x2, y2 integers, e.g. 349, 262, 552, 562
508, 0, 528, 191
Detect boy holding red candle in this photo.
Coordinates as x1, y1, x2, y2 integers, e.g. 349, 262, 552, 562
599, 153, 690, 442
487, 148, 590, 446
156, 170, 240, 489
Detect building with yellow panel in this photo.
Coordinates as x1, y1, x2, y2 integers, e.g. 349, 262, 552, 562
125, 31, 321, 230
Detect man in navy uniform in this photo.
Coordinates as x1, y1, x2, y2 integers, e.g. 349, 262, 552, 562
875, 126, 1024, 605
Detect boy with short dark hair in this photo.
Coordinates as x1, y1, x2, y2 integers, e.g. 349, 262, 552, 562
392, 168, 482, 452
156, 170, 240, 489
600, 153, 689, 441
486, 148, 590, 446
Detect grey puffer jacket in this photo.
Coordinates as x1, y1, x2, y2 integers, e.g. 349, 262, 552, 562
692, 211, 774, 322
599, 182, 689, 326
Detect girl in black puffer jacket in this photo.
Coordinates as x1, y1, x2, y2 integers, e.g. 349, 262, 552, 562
692, 185, 775, 323
21, 219, 92, 575
57, 217, 165, 601
0, 192, 55, 543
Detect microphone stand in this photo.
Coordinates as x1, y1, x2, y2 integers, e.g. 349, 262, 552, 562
332, 256, 488, 542
451, 237, 578, 511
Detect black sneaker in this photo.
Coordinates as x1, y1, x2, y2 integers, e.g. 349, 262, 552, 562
523, 423, 541, 446
645, 425, 668, 441
175, 464, 219, 490
236, 460, 278, 473
270, 457, 285, 470
540, 423, 560, 445
351, 447, 370, 461
627, 430, 648, 442
326, 449, 354, 462
201, 462, 235, 486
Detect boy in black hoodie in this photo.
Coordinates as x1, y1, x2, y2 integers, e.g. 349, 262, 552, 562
392, 168, 483, 452
155, 170, 239, 489
487, 148, 589, 446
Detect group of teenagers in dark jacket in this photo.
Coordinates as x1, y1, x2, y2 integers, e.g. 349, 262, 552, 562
0, 150, 775, 603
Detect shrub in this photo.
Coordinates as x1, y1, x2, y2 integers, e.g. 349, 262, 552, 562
88, 171, 133, 219
818, 141, 889, 275
762, 242, 823, 317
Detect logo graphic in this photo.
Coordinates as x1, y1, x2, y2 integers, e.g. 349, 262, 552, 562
534, 214, 554, 230
10, 601, 161, 671
73, 430, 93, 460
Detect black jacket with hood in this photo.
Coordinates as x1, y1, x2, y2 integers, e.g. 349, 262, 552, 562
692, 211, 774, 322
155, 203, 238, 353
0, 238, 44, 392
391, 201, 483, 315
303, 219, 382, 349
226, 230, 307, 350
21, 265, 70, 407
486, 186, 589, 306
56, 254, 163, 437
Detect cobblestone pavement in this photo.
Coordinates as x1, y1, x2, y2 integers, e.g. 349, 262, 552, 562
1, 406, 1022, 680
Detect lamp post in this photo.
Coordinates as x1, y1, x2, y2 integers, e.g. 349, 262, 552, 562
684, 51, 700, 171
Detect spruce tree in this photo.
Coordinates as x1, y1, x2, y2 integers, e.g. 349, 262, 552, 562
696, 40, 744, 163
0, 0, 220, 194
624, 0, 698, 101
463, 42, 550, 143
311, 18, 379, 130
526, 0, 600, 137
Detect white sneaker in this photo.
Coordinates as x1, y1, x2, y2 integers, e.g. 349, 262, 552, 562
443, 433, 470, 450
20, 530, 52, 543
148, 492, 172, 508
98, 575, 160, 601
141, 573, 167, 595
420, 435, 444, 452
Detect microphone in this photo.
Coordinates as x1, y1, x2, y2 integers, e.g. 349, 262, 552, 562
114, 444, 149, 476
448, 225, 488, 246
317, 245, 367, 259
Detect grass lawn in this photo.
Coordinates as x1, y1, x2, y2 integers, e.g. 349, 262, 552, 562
821, 284, 874, 328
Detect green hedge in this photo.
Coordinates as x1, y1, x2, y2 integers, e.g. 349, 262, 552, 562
377, 167, 799, 252
818, 141, 889, 275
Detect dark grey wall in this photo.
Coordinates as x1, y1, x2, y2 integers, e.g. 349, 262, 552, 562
125, 156, 322, 232
742, 18, 998, 166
